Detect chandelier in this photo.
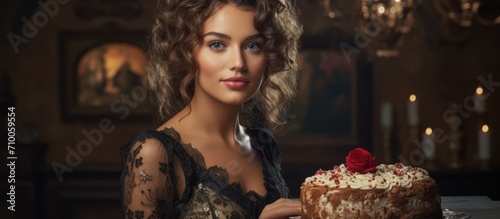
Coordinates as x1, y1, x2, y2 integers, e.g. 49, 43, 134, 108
434, 0, 500, 27
323, 0, 500, 57
360, 0, 414, 57
433, 0, 500, 42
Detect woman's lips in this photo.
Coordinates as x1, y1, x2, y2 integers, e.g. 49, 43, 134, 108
221, 76, 249, 89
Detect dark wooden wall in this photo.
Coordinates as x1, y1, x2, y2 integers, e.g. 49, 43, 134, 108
1, 0, 499, 218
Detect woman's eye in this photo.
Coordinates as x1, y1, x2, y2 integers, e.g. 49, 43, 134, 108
245, 43, 261, 52
209, 42, 225, 50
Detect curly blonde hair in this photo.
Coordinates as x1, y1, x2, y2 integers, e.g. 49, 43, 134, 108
147, 0, 303, 132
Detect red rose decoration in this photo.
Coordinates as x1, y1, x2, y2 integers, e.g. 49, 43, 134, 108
346, 147, 377, 173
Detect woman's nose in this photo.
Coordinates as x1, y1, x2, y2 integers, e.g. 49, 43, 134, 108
229, 47, 247, 72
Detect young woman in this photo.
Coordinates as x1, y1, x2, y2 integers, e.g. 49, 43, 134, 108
120, 0, 302, 218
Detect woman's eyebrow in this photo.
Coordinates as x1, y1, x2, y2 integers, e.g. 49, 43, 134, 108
203, 32, 264, 41
204, 32, 231, 39
246, 33, 265, 41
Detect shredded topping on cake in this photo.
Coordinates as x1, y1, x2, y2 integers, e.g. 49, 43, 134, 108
303, 163, 430, 190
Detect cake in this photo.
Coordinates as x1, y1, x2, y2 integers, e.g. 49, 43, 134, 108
300, 148, 442, 219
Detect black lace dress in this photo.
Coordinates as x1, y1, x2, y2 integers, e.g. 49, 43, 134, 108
119, 127, 290, 218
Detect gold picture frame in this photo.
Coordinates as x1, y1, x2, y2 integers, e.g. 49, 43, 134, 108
59, 30, 153, 123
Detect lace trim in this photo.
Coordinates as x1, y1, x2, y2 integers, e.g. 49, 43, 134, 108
161, 127, 181, 141
161, 127, 207, 168
182, 142, 207, 168
208, 166, 264, 201
207, 165, 229, 182
160, 127, 265, 201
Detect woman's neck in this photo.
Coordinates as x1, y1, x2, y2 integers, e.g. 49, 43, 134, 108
177, 93, 243, 145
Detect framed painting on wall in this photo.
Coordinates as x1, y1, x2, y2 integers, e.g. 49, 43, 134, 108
277, 40, 372, 163
59, 30, 153, 122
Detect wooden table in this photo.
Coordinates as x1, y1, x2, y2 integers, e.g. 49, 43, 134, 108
441, 196, 500, 218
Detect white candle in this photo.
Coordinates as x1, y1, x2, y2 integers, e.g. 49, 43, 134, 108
422, 127, 435, 159
475, 86, 486, 113
381, 102, 392, 129
478, 124, 490, 160
407, 94, 419, 126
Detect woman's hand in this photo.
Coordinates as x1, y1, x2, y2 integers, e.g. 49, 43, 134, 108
259, 198, 301, 219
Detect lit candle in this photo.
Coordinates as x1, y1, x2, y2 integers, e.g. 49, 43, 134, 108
422, 127, 435, 160
381, 102, 393, 129
475, 86, 486, 113
478, 124, 490, 160
407, 94, 419, 126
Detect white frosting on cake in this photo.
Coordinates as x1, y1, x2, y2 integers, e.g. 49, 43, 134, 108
302, 163, 430, 190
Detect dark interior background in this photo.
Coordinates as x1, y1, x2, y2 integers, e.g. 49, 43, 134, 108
1, 0, 499, 218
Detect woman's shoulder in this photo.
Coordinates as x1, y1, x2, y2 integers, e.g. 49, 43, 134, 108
120, 128, 182, 156
246, 127, 281, 161
246, 127, 277, 146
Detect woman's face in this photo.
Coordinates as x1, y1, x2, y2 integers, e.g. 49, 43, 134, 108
192, 3, 266, 106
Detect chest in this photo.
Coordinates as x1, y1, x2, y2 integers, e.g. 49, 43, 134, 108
184, 141, 267, 195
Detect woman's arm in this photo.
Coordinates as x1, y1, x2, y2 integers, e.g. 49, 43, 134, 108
120, 137, 175, 218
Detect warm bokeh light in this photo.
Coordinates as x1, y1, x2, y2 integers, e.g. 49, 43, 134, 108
476, 86, 484, 95
378, 6, 385, 14
425, 127, 433, 135
482, 124, 489, 133
409, 94, 417, 102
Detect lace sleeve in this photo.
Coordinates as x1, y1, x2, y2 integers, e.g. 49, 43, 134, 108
120, 136, 175, 219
